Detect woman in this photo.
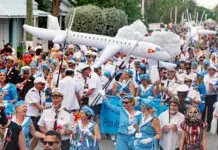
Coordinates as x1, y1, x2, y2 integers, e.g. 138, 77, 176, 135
72, 106, 101, 150
120, 70, 136, 96
103, 94, 142, 150
134, 99, 162, 150
0, 106, 26, 150
136, 74, 156, 99
111, 71, 123, 96
12, 101, 44, 149
180, 105, 207, 150
196, 72, 206, 113
0, 69, 18, 104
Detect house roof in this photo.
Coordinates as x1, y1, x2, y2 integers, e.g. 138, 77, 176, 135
0, 0, 49, 18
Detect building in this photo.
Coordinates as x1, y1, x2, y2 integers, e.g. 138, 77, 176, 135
0, 0, 74, 50
0, 0, 50, 49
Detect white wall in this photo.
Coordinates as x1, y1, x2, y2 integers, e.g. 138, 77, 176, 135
0, 18, 9, 48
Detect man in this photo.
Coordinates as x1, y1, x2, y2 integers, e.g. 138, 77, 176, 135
203, 65, 217, 131
38, 89, 73, 150
17, 66, 35, 100
184, 76, 201, 105
43, 130, 61, 150
160, 67, 178, 99
25, 77, 46, 150
81, 64, 103, 125
59, 69, 81, 111
5, 56, 19, 84
159, 97, 184, 150
176, 84, 190, 115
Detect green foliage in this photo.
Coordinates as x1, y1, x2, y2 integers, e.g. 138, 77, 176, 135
76, 0, 141, 23
66, 5, 106, 34
66, 5, 128, 35
102, 7, 128, 36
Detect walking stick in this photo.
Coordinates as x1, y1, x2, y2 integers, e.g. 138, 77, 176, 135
56, 9, 76, 87
90, 41, 140, 107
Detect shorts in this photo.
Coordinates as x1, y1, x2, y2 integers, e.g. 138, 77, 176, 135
31, 116, 40, 131
91, 104, 102, 115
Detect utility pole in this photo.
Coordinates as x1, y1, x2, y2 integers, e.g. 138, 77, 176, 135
141, 0, 145, 21
26, 0, 33, 41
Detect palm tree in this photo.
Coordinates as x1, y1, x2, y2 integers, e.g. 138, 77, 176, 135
51, 0, 62, 16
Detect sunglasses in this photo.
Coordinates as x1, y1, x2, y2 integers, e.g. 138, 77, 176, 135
186, 67, 191, 70
86, 55, 92, 58
43, 141, 58, 146
122, 101, 130, 105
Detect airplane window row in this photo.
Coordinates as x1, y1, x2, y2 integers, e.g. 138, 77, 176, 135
72, 34, 133, 46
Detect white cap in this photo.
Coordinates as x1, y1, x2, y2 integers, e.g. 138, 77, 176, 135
34, 77, 46, 84
68, 44, 74, 49
208, 65, 217, 71
177, 84, 189, 92
78, 63, 90, 72
68, 59, 76, 64
184, 75, 192, 81
6, 56, 14, 61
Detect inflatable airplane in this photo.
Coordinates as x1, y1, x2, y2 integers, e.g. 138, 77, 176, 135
23, 15, 180, 69
183, 22, 216, 50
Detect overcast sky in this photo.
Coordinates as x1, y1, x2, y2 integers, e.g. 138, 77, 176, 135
196, 0, 218, 9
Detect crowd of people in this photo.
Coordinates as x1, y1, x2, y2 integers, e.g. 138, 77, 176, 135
0, 26, 217, 150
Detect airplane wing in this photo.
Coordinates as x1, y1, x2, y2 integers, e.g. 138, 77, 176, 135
92, 44, 121, 68
144, 32, 180, 58
116, 20, 180, 58
116, 20, 147, 41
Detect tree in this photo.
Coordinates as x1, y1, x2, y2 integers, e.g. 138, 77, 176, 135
76, 0, 141, 23
51, 0, 62, 16
102, 7, 128, 36
66, 5, 106, 34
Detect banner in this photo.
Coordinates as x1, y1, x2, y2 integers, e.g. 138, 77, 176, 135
100, 96, 121, 134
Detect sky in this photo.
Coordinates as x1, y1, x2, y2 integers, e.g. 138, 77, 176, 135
196, 0, 218, 9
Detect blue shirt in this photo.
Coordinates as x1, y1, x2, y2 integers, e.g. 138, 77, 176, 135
0, 83, 18, 101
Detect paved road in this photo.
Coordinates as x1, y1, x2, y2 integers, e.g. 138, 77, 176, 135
37, 133, 217, 150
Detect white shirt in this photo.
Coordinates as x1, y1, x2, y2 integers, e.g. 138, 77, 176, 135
187, 87, 201, 102
59, 76, 80, 110
87, 72, 103, 105
25, 87, 45, 117
162, 78, 179, 96
158, 110, 185, 150
203, 73, 217, 95
38, 107, 74, 140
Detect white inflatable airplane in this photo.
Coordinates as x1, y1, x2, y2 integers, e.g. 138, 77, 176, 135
23, 15, 180, 69
183, 22, 216, 50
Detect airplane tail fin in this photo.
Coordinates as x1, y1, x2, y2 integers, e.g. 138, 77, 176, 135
47, 15, 61, 30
